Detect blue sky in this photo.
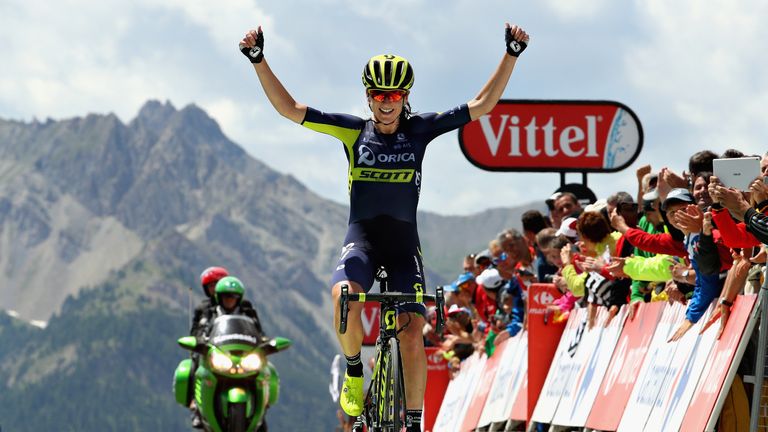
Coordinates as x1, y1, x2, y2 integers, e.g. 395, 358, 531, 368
2, 0, 766, 215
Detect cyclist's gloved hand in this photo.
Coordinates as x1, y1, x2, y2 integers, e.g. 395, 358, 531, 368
239, 28, 264, 63
505, 23, 529, 57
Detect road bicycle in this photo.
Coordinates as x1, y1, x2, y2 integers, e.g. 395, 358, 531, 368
339, 273, 445, 432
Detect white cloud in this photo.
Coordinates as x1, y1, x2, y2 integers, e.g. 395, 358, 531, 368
625, 0, 768, 157
541, 0, 611, 20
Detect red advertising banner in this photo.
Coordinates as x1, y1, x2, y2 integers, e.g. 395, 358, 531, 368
585, 301, 665, 431
526, 283, 566, 424
680, 294, 758, 432
424, 347, 450, 432
361, 303, 380, 346
459, 100, 643, 173
460, 342, 508, 431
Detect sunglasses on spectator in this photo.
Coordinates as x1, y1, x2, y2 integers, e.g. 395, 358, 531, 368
368, 89, 407, 102
492, 252, 508, 265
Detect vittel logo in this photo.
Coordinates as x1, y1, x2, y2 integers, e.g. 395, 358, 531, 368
478, 114, 600, 158
459, 100, 643, 173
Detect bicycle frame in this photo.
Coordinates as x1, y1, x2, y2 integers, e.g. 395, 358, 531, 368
339, 284, 445, 431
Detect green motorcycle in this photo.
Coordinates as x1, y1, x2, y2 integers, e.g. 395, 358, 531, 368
173, 314, 291, 432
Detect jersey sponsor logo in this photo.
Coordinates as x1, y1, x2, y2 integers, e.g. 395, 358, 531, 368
357, 145, 376, 166
351, 167, 414, 183
377, 153, 415, 163
357, 144, 416, 166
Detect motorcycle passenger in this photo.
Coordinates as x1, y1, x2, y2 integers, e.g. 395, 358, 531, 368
240, 19, 530, 432
190, 266, 229, 338
188, 266, 230, 429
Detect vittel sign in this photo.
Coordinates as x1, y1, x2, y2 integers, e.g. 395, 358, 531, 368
459, 100, 643, 172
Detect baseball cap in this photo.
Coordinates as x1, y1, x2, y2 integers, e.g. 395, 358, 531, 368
584, 198, 608, 214
546, 192, 563, 209
474, 249, 493, 266
662, 188, 694, 210
476, 268, 505, 291
556, 217, 579, 239
450, 272, 474, 292
447, 304, 471, 317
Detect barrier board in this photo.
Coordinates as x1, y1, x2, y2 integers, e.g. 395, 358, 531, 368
551, 306, 627, 427
586, 301, 665, 431
616, 302, 687, 430
476, 334, 523, 427
432, 352, 486, 432
681, 294, 759, 432
530, 307, 588, 425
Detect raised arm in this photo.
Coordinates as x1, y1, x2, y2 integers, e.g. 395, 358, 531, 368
467, 23, 530, 121
240, 27, 307, 124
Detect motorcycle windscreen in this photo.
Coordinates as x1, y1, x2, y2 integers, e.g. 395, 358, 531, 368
208, 315, 261, 347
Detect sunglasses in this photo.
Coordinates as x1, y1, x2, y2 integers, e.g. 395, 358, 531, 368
368, 89, 407, 102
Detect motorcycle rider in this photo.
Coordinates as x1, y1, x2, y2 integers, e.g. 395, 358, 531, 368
213, 276, 270, 432
214, 276, 264, 330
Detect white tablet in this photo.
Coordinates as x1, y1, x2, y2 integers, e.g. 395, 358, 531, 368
713, 157, 761, 190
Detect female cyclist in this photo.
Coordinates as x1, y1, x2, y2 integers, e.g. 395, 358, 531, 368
239, 22, 529, 432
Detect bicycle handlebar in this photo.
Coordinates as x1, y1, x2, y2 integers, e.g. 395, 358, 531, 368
338, 284, 446, 334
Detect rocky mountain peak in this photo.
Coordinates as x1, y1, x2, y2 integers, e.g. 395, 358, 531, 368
131, 100, 177, 134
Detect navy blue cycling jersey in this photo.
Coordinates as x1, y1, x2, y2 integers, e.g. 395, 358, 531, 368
302, 105, 471, 224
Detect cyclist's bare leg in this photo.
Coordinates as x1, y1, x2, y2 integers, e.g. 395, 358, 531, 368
397, 312, 426, 409
332, 281, 365, 356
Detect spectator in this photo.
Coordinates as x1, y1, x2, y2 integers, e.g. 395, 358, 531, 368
473, 249, 494, 274
689, 150, 719, 178
711, 176, 768, 244
556, 216, 579, 243
546, 192, 564, 228
473, 268, 504, 325
439, 305, 476, 376
462, 254, 477, 275
554, 192, 583, 222
534, 228, 559, 283
522, 210, 557, 282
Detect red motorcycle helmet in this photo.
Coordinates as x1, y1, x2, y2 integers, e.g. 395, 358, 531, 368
200, 266, 229, 298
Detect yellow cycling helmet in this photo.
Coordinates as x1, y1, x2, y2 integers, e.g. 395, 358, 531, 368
362, 54, 414, 92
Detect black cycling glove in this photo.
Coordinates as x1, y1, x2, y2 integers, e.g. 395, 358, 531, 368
239, 31, 264, 63
505, 27, 527, 57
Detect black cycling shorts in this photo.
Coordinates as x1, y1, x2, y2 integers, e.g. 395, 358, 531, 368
330, 216, 426, 315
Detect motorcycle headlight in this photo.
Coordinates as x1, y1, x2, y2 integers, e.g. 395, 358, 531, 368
240, 353, 263, 372
210, 351, 233, 372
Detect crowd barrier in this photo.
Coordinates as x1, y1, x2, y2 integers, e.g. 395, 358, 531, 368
430, 283, 760, 432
